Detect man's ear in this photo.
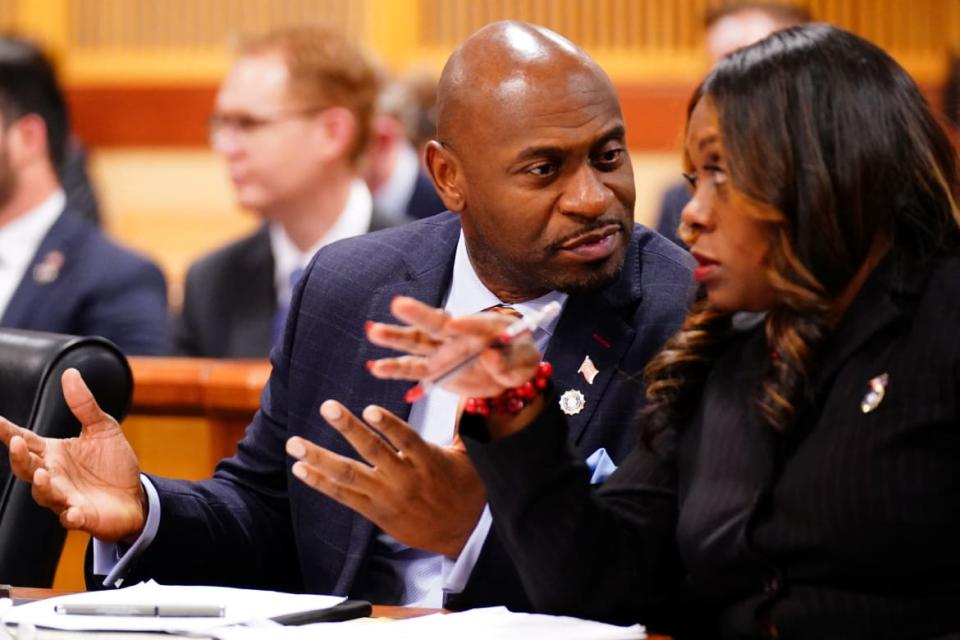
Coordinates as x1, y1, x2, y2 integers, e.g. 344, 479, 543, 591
7, 113, 49, 167
316, 106, 357, 163
424, 140, 465, 212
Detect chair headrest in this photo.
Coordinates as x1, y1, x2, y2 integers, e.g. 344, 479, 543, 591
0, 329, 133, 436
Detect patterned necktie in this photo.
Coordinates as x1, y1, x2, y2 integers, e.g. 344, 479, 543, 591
485, 303, 522, 320
272, 267, 304, 346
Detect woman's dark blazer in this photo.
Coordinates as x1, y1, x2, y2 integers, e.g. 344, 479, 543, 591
465, 252, 960, 640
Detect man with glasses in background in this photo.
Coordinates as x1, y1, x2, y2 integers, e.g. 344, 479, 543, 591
174, 25, 408, 358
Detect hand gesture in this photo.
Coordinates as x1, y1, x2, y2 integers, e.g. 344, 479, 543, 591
365, 296, 541, 398
287, 401, 484, 558
0, 368, 146, 542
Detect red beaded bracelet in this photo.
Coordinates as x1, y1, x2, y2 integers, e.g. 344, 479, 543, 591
463, 361, 553, 416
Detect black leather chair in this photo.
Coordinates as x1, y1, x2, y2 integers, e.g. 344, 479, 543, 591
0, 329, 132, 587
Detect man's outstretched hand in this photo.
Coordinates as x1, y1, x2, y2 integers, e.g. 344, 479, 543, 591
287, 401, 485, 559
0, 368, 146, 542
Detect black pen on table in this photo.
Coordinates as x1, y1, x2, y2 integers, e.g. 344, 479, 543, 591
403, 300, 562, 403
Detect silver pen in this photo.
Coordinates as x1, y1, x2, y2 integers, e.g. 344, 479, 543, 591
54, 603, 225, 617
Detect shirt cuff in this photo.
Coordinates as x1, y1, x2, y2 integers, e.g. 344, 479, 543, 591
92, 474, 161, 587
441, 504, 492, 595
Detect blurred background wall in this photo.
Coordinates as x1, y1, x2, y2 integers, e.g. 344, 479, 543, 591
4, 0, 959, 305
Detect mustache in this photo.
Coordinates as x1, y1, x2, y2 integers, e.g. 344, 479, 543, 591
546, 218, 627, 253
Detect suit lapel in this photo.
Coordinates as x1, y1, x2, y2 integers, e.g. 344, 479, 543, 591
2, 210, 74, 327
546, 300, 637, 445
544, 237, 644, 445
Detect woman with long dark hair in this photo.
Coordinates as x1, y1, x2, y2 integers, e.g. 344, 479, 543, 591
363, 24, 960, 638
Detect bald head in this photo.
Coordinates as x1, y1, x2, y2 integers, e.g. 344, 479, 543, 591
436, 21, 613, 146
424, 21, 634, 303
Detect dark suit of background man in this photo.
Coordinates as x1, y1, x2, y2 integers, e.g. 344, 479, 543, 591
174, 26, 409, 359
0, 37, 168, 355
363, 70, 446, 222
0, 22, 692, 612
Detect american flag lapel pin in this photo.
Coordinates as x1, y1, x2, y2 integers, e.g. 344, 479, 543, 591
860, 373, 888, 414
33, 250, 64, 285
578, 355, 599, 384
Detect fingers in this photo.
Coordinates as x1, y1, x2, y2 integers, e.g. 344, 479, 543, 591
389, 296, 451, 336
290, 458, 373, 513
366, 323, 442, 357
286, 432, 377, 492
444, 313, 513, 339
354, 405, 431, 461
9, 434, 45, 483
0, 416, 45, 452
367, 355, 431, 381
61, 369, 115, 434
317, 401, 405, 471
31, 467, 69, 513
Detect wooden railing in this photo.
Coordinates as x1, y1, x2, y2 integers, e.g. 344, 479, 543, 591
52, 357, 272, 591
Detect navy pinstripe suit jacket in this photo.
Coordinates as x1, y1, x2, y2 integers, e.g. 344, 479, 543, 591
113, 212, 693, 607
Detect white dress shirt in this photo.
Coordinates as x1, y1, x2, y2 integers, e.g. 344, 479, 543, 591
269, 178, 373, 306
0, 190, 65, 319
381, 231, 567, 607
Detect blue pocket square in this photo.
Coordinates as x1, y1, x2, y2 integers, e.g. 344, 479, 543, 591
586, 447, 617, 484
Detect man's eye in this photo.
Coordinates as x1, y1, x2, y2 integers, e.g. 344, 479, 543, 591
234, 116, 262, 132
595, 148, 624, 167
528, 163, 557, 177
682, 172, 697, 189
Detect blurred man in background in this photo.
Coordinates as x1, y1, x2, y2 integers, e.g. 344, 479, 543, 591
0, 37, 169, 355
174, 25, 409, 358
363, 68, 445, 222
654, 1, 810, 246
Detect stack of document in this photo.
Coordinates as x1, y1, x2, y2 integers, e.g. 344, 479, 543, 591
213, 607, 646, 640
4, 581, 645, 639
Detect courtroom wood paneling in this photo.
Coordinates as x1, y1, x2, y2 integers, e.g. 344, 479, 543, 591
67, 86, 217, 147
68, 82, 948, 152
64, 81, 702, 151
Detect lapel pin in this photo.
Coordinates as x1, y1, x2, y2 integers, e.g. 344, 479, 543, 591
860, 373, 889, 414
32, 250, 64, 285
559, 389, 586, 416
578, 355, 599, 384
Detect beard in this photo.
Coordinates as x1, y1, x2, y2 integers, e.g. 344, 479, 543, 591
466, 218, 631, 299
0, 144, 16, 212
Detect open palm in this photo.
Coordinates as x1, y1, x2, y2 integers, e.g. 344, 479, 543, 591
0, 368, 145, 542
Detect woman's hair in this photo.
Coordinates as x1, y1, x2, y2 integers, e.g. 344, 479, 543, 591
645, 23, 960, 435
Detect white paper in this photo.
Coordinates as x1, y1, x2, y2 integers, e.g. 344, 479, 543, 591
4, 580, 343, 634
207, 606, 646, 640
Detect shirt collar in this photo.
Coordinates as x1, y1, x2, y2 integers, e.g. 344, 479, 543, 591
270, 179, 373, 303
0, 189, 66, 272
444, 231, 567, 340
